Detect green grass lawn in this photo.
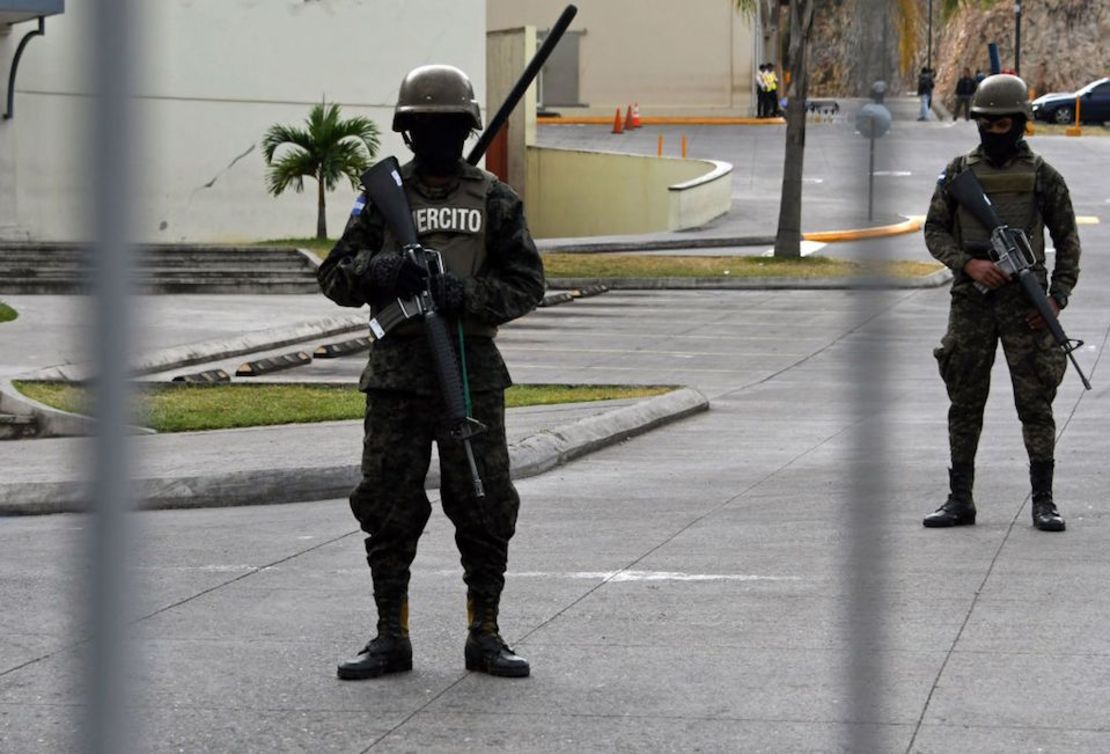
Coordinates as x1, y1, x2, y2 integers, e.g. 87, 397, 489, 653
0, 302, 17, 324
543, 253, 943, 280
13, 381, 674, 433
263, 240, 944, 280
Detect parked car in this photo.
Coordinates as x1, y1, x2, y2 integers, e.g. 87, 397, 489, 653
1031, 78, 1110, 124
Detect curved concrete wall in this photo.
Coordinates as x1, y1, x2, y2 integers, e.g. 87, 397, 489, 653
524, 146, 731, 238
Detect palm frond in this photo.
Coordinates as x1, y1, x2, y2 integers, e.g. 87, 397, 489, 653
261, 124, 313, 164
265, 150, 317, 196
262, 101, 382, 201
734, 0, 758, 17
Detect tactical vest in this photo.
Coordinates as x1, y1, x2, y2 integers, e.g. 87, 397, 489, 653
954, 151, 1046, 271
379, 162, 497, 337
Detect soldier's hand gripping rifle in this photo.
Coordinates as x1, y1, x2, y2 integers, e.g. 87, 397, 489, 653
949, 169, 1092, 390
362, 156, 488, 498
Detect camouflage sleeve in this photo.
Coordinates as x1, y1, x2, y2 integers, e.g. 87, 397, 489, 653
464, 180, 546, 326
924, 158, 973, 273
1038, 162, 1081, 298
316, 196, 386, 308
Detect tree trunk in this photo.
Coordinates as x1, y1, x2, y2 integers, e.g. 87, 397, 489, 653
316, 173, 327, 240
773, 0, 816, 259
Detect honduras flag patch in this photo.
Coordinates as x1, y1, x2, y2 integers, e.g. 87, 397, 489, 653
350, 195, 367, 217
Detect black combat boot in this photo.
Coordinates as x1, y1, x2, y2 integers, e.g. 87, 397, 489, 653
1030, 459, 1066, 532
464, 594, 530, 678
337, 594, 413, 680
923, 463, 977, 527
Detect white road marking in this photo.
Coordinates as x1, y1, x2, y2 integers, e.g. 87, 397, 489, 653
1076, 216, 1100, 225
485, 570, 801, 583
872, 171, 912, 177
761, 240, 827, 258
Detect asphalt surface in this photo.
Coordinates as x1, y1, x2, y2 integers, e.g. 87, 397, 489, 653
2, 112, 1110, 752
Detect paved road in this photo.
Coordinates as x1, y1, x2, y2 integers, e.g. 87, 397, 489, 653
2, 121, 1109, 752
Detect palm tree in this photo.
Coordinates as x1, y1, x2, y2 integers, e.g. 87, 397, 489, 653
262, 103, 381, 240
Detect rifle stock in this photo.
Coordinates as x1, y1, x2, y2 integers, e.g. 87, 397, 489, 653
360, 157, 489, 496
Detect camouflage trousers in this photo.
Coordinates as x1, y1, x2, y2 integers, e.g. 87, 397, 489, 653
934, 285, 1066, 465
348, 388, 519, 602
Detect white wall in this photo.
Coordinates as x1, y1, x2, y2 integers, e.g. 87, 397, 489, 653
5, 0, 486, 242
488, 0, 758, 116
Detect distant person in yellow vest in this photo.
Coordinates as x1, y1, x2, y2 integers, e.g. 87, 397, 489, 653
764, 64, 780, 117
755, 63, 769, 118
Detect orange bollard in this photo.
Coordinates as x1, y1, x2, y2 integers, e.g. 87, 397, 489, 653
631, 102, 642, 128
681, 134, 688, 159
624, 105, 634, 131
612, 107, 624, 134
1065, 95, 1082, 137
657, 134, 664, 157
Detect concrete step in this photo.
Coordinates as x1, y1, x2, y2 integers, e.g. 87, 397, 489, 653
0, 244, 320, 294
0, 268, 317, 279
0, 251, 314, 266
0, 412, 38, 440
0, 277, 320, 294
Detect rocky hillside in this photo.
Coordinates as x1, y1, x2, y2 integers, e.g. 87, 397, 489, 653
804, 0, 1108, 105
934, 0, 1109, 108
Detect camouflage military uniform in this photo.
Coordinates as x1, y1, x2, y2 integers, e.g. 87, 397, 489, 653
318, 159, 544, 605
925, 141, 1081, 465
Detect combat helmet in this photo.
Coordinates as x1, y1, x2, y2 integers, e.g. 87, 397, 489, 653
971, 74, 1033, 119
393, 65, 482, 132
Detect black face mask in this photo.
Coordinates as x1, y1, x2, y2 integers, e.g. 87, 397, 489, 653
407, 120, 468, 176
979, 119, 1025, 164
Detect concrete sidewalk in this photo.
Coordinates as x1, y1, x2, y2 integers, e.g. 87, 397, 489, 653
0, 389, 708, 515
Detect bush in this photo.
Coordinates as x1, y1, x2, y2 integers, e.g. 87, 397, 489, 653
0, 302, 17, 324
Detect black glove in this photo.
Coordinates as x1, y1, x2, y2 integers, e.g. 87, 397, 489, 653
366, 253, 426, 299
430, 271, 466, 313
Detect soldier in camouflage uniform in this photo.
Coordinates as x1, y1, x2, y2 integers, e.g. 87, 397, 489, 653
923, 74, 1081, 532
318, 65, 545, 678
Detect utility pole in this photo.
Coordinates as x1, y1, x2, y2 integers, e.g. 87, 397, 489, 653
927, 0, 933, 72
1014, 1, 1022, 75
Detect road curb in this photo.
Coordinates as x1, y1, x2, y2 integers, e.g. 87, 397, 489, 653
539, 116, 785, 127
547, 268, 952, 290
27, 313, 368, 383
0, 377, 157, 439
537, 217, 921, 255
0, 388, 709, 515
802, 217, 923, 242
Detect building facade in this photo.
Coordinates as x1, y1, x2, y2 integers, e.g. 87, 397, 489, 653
487, 0, 761, 118
0, 0, 486, 242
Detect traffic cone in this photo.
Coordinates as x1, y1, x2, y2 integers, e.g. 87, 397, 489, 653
624, 105, 634, 131
631, 102, 641, 128
612, 107, 624, 134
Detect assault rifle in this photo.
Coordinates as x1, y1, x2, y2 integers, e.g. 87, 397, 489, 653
363, 156, 487, 498
949, 168, 1092, 390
